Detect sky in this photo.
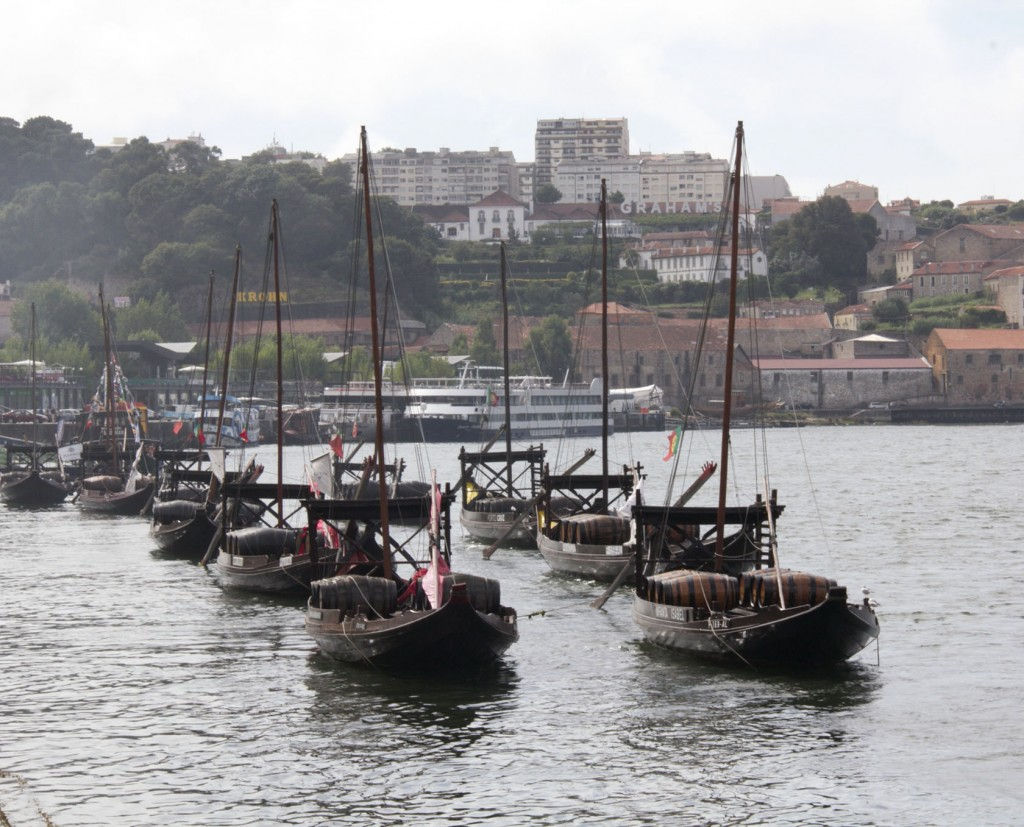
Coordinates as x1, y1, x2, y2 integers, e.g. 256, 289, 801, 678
5, 0, 1023, 205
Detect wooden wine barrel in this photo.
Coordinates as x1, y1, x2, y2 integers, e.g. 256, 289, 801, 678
558, 513, 631, 546
445, 572, 501, 614
83, 475, 123, 492
468, 496, 528, 514
152, 499, 204, 523
313, 574, 397, 616
226, 526, 300, 558
752, 569, 834, 608
645, 570, 739, 612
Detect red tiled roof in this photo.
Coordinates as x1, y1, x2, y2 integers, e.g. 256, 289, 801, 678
474, 190, 526, 208
753, 357, 930, 371
844, 199, 880, 214
954, 223, 1024, 240
912, 260, 998, 275
835, 304, 871, 316
931, 328, 1024, 350
985, 266, 1024, 280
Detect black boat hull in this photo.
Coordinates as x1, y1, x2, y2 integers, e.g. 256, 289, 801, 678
76, 482, 154, 516
632, 593, 879, 666
213, 550, 316, 594
150, 512, 216, 557
0, 472, 71, 507
306, 596, 518, 668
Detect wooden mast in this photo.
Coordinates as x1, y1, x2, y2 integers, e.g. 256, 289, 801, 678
499, 241, 513, 495
215, 248, 241, 448
360, 127, 392, 578
197, 272, 214, 466
600, 179, 609, 507
271, 201, 284, 526
29, 302, 38, 465
714, 121, 744, 571
99, 284, 119, 472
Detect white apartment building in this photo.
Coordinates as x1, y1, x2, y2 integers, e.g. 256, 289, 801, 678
554, 157, 642, 204
534, 117, 629, 186
340, 146, 520, 206
635, 152, 729, 207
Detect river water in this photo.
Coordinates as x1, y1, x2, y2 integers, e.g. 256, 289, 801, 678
1, 425, 1022, 825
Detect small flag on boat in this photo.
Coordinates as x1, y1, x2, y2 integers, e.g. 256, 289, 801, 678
488, 387, 499, 406
662, 425, 682, 461
352, 419, 359, 438
239, 429, 249, 443
172, 420, 183, 435
329, 433, 343, 458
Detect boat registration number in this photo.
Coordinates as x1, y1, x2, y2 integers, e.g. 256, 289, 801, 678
279, 555, 293, 567
231, 555, 245, 567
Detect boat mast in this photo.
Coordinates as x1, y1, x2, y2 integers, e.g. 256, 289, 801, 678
215, 248, 241, 448
499, 241, 513, 496
600, 179, 609, 507
197, 272, 214, 466
271, 201, 284, 527
99, 284, 119, 471
29, 303, 38, 464
360, 127, 392, 577
714, 121, 744, 571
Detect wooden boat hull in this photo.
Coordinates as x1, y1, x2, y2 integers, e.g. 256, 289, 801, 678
0, 472, 71, 507
536, 530, 634, 582
76, 482, 154, 516
149, 511, 216, 557
460, 507, 536, 548
632, 592, 879, 666
213, 549, 316, 594
306, 596, 518, 668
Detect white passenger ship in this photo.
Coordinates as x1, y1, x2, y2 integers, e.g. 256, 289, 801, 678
320, 362, 610, 442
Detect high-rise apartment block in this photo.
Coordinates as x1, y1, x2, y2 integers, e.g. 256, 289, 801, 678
534, 117, 629, 187
340, 146, 520, 206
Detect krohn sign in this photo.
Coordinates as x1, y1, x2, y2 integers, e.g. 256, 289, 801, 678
619, 201, 724, 215
236, 291, 289, 303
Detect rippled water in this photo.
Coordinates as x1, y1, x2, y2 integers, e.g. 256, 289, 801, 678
2, 425, 1023, 825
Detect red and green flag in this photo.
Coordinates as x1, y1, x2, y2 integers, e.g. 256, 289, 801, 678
662, 426, 682, 462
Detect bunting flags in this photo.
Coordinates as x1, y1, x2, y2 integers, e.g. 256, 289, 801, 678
662, 425, 682, 462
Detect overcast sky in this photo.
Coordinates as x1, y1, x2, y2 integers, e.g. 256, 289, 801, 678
6, 0, 1022, 205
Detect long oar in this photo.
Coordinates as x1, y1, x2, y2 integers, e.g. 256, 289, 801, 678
590, 460, 717, 610
481, 447, 595, 560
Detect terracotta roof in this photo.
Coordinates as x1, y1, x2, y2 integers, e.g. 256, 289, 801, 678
931, 328, 1024, 350
844, 199, 880, 214
835, 304, 872, 316
528, 203, 626, 221
413, 205, 470, 223
912, 260, 999, 275
984, 266, 1024, 280
952, 223, 1024, 240
474, 190, 526, 208
753, 357, 930, 371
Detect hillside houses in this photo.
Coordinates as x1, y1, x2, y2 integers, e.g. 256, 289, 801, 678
923, 328, 1024, 402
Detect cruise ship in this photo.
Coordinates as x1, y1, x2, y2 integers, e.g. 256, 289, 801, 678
320, 362, 610, 443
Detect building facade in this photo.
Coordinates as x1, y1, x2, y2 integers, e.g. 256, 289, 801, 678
923, 328, 1024, 402
985, 267, 1024, 328
534, 117, 629, 187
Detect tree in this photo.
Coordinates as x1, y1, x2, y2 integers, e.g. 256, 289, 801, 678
872, 297, 908, 324
528, 316, 573, 380
534, 184, 562, 204
11, 280, 101, 348
114, 292, 188, 341
768, 196, 876, 300
392, 351, 456, 382
470, 318, 499, 366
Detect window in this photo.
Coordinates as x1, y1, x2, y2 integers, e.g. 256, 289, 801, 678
959, 237, 966, 253
988, 353, 1002, 365
492, 210, 500, 222
491, 228, 501, 239
477, 210, 485, 221
882, 371, 890, 383
965, 354, 974, 365
847, 371, 854, 381
773, 373, 781, 385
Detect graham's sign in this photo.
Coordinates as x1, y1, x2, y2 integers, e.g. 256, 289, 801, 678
619, 201, 724, 215
237, 291, 289, 303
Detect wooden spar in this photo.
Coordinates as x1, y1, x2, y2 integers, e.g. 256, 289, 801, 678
99, 284, 119, 470
271, 201, 284, 527
216, 248, 241, 448
481, 446, 595, 560
29, 303, 38, 464
714, 121, 743, 572
360, 126, 392, 579
600, 179, 609, 508
197, 272, 214, 469
499, 241, 513, 496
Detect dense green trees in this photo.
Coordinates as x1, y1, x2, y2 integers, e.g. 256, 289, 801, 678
526, 316, 573, 380
768, 196, 878, 300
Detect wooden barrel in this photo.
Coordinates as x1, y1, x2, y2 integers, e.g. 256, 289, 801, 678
83, 475, 123, 492
558, 513, 631, 546
313, 574, 397, 616
469, 496, 528, 514
152, 499, 203, 523
755, 569, 834, 608
226, 526, 299, 558
645, 570, 739, 611
446, 572, 501, 614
